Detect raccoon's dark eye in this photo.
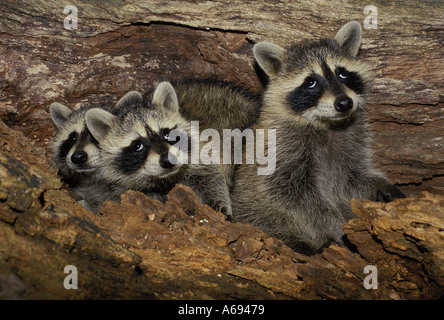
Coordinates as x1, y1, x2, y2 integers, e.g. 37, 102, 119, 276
131, 140, 145, 152
68, 132, 78, 143
160, 128, 179, 145
337, 67, 349, 81
162, 128, 170, 141
304, 77, 317, 89
288, 74, 324, 112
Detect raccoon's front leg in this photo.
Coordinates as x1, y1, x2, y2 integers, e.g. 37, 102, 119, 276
77, 199, 99, 213
199, 178, 233, 218
369, 176, 405, 203
184, 164, 233, 218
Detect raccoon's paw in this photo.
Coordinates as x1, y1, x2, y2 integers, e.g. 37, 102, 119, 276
77, 199, 101, 214
215, 204, 233, 221
78, 199, 94, 212
376, 184, 406, 203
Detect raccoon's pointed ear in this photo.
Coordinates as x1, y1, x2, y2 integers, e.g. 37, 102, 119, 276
152, 81, 179, 113
85, 108, 116, 141
334, 21, 362, 57
115, 91, 143, 109
49, 102, 72, 129
253, 42, 286, 77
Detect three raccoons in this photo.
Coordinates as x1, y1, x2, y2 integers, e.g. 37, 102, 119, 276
231, 21, 405, 253
50, 81, 260, 214
49, 21, 404, 254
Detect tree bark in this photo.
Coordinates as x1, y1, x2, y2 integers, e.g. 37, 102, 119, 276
0, 1, 443, 300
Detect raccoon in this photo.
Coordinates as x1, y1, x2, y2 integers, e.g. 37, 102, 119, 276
231, 21, 405, 254
85, 82, 233, 216
49, 92, 141, 212
50, 102, 101, 183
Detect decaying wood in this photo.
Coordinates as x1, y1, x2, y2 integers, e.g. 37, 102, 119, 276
0, 1, 443, 300
0, 119, 443, 299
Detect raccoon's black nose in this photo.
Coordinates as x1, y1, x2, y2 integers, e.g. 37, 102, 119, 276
71, 150, 88, 165
334, 96, 353, 113
159, 153, 176, 169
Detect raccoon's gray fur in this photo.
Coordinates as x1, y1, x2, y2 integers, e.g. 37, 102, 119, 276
172, 80, 262, 190
172, 80, 261, 131
231, 21, 405, 254
49, 92, 142, 212
85, 82, 233, 216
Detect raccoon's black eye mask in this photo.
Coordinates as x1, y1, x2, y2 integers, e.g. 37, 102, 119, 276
59, 131, 79, 159
117, 137, 151, 174
334, 67, 363, 94
287, 65, 364, 112
288, 74, 325, 112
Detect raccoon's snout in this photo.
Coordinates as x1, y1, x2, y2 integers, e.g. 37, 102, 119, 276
334, 96, 353, 113
159, 152, 176, 169
71, 150, 88, 165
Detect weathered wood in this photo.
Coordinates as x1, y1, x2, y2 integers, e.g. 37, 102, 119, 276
0, 118, 443, 299
0, 1, 443, 300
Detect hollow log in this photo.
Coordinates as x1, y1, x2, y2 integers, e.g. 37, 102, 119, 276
0, 1, 443, 300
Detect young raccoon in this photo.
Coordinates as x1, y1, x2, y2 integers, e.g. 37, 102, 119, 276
85, 82, 232, 216
231, 21, 405, 254
50, 103, 101, 183
49, 92, 141, 212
